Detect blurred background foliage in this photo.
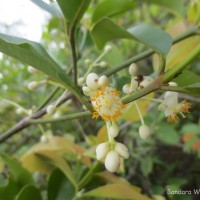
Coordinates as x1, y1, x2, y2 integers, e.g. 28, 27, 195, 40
0, 0, 200, 200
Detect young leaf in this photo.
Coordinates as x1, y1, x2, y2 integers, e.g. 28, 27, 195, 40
91, 18, 172, 55
48, 168, 76, 200
92, 0, 136, 23
0, 153, 34, 188
57, 0, 91, 25
36, 150, 77, 188
83, 183, 151, 200
16, 185, 42, 200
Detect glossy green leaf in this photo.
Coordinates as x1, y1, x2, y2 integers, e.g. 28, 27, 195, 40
91, 18, 172, 55
143, 0, 186, 17
92, 0, 136, 23
0, 178, 20, 200
31, 0, 61, 16
48, 168, 75, 200
0, 33, 73, 89
36, 150, 77, 187
0, 154, 34, 188
57, 0, 91, 24
83, 183, 151, 200
16, 185, 42, 200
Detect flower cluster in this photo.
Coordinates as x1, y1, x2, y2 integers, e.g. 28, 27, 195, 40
158, 82, 191, 122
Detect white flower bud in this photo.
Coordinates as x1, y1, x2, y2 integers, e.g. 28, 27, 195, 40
28, 66, 38, 74
115, 142, 129, 159
169, 82, 177, 87
16, 108, 24, 115
82, 86, 92, 96
129, 63, 138, 76
122, 84, 131, 94
139, 76, 153, 88
100, 61, 107, 68
139, 125, 150, 139
96, 142, 110, 160
78, 77, 85, 85
86, 73, 99, 90
104, 45, 112, 52
47, 105, 56, 115
109, 125, 119, 138
40, 135, 48, 143
105, 150, 120, 173
85, 59, 91, 65
98, 75, 109, 87
28, 81, 38, 91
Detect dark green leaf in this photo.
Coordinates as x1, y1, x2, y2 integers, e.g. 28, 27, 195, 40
0, 154, 34, 188
140, 156, 153, 177
48, 168, 76, 200
0, 178, 20, 200
31, 0, 61, 16
16, 185, 42, 200
143, 0, 186, 17
57, 0, 91, 24
91, 18, 172, 55
92, 0, 136, 23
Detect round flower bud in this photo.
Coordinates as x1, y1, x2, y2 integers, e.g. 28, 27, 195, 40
105, 150, 120, 173
82, 86, 92, 96
40, 135, 48, 143
16, 108, 24, 115
109, 125, 119, 138
28, 66, 38, 74
100, 61, 107, 68
139, 76, 153, 89
47, 105, 56, 115
96, 142, 110, 160
129, 63, 138, 76
85, 59, 91, 65
104, 45, 112, 52
122, 84, 131, 94
169, 82, 177, 87
78, 77, 85, 85
86, 73, 99, 90
115, 142, 129, 159
28, 81, 38, 91
98, 75, 109, 87
139, 125, 150, 139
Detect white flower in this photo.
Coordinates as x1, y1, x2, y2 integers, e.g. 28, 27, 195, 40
96, 142, 110, 160
115, 142, 129, 159
105, 150, 120, 172
139, 125, 150, 139
86, 73, 99, 90
82, 86, 92, 96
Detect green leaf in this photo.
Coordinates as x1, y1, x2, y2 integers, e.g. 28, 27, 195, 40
16, 185, 42, 200
0, 33, 73, 89
31, 0, 61, 16
0, 153, 34, 188
91, 18, 172, 55
92, 0, 136, 23
143, 0, 186, 17
0, 178, 20, 200
48, 168, 76, 200
57, 0, 91, 24
83, 183, 151, 200
140, 156, 153, 177
156, 124, 180, 145
36, 150, 77, 188
184, 83, 200, 97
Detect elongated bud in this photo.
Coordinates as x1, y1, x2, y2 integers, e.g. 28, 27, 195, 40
28, 81, 38, 91
40, 135, 48, 143
82, 86, 92, 96
86, 73, 99, 90
139, 125, 150, 139
109, 124, 119, 138
122, 84, 131, 94
115, 142, 129, 159
47, 105, 56, 115
28, 66, 38, 74
139, 76, 153, 88
78, 77, 85, 85
104, 45, 112, 52
129, 63, 138, 76
100, 61, 107, 68
96, 142, 110, 160
105, 150, 120, 172
98, 75, 109, 87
